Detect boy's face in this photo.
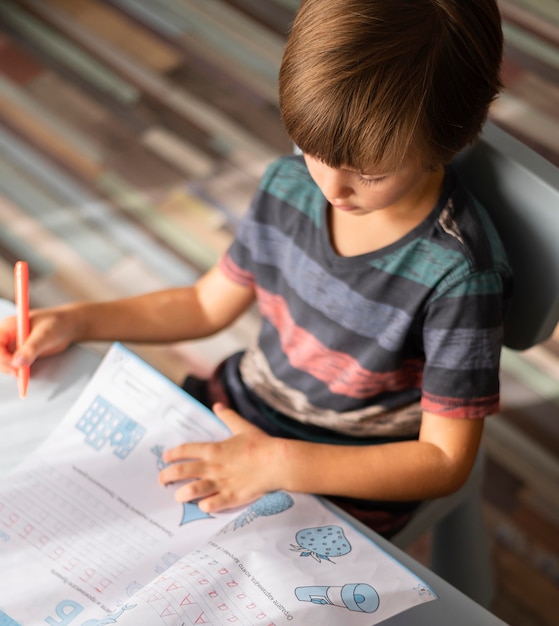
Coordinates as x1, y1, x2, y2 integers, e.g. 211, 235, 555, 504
303, 154, 442, 217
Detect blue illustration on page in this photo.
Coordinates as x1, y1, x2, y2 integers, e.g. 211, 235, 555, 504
76, 395, 146, 459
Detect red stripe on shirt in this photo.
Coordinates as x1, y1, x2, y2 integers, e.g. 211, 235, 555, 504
421, 391, 499, 419
219, 253, 255, 287
257, 287, 423, 399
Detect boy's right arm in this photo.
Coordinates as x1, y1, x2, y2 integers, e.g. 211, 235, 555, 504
0, 265, 255, 374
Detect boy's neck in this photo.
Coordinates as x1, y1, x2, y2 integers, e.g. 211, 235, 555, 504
328, 167, 445, 257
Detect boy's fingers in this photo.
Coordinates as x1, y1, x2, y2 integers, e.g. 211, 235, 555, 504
11, 336, 41, 369
0, 357, 17, 375
11, 351, 30, 368
0, 317, 32, 371
12, 332, 57, 369
212, 403, 258, 434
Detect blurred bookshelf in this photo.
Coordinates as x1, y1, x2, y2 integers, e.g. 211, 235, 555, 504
495, 0, 559, 167
0, 0, 293, 376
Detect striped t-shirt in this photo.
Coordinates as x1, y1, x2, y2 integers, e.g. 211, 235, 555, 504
219, 156, 512, 440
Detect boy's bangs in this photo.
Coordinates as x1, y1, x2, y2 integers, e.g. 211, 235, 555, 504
285, 87, 420, 174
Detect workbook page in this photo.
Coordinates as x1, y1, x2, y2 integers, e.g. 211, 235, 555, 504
115, 491, 437, 625
0, 343, 237, 623
0, 343, 436, 625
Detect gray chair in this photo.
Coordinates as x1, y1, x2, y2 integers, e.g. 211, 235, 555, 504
391, 121, 559, 607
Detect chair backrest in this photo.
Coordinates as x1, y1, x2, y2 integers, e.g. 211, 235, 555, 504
452, 122, 559, 351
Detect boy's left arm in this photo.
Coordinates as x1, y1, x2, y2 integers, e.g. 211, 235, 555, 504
159, 405, 484, 513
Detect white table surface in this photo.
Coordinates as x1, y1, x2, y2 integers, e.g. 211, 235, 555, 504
0, 299, 507, 625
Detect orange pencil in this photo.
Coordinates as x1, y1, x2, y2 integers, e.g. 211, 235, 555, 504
14, 261, 30, 399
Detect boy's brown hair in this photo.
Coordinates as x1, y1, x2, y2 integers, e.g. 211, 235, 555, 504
279, 0, 503, 173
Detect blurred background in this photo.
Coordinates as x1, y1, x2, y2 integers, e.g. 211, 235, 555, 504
0, 2, 557, 624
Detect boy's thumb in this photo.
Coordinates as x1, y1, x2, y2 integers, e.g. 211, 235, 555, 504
12, 342, 36, 368
12, 352, 30, 368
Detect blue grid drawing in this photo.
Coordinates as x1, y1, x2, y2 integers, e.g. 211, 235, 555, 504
76, 395, 146, 459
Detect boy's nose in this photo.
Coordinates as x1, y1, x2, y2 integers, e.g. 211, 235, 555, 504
321, 172, 352, 201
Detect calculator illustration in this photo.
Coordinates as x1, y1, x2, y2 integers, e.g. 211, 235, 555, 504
76, 395, 146, 459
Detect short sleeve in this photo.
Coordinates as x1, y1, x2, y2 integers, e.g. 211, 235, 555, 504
421, 268, 509, 418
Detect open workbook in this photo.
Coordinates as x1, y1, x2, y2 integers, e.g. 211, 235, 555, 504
0, 343, 436, 625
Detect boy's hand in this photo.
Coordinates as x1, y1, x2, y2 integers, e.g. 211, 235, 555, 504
0, 308, 78, 376
0, 315, 19, 376
159, 404, 284, 513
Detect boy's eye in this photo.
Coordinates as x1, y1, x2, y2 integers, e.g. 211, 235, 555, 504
359, 175, 387, 186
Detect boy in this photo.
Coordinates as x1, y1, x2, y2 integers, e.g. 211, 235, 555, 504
0, 0, 511, 536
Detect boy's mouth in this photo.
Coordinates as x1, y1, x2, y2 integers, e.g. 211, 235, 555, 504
331, 203, 359, 212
